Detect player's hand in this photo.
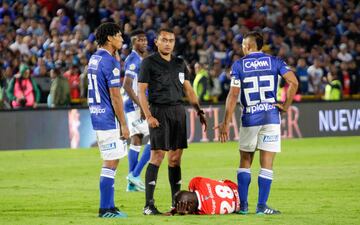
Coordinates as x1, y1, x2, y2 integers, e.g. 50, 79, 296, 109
147, 116, 160, 128
197, 110, 207, 132
214, 122, 229, 143
120, 125, 130, 139
162, 207, 176, 216
273, 103, 288, 113
140, 109, 146, 120
176, 201, 189, 215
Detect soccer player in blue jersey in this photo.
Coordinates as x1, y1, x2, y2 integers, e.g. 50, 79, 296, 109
218, 31, 298, 215
123, 30, 150, 192
88, 22, 130, 218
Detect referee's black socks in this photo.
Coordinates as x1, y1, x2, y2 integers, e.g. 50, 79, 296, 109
168, 166, 181, 207
145, 163, 159, 207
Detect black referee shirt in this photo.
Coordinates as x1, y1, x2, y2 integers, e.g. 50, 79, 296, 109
138, 52, 190, 105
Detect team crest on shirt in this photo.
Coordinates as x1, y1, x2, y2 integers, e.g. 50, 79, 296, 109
129, 63, 136, 71
112, 68, 120, 76
179, 72, 185, 84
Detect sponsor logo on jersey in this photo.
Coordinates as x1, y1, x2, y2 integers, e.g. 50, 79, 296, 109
88, 55, 101, 70
243, 57, 271, 72
110, 79, 120, 84
89, 106, 106, 115
100, 142, 116, 151
112, 68, 120, 76
179, 72, 185, 84
245, 103, 276, 114
263, 135, 279, 142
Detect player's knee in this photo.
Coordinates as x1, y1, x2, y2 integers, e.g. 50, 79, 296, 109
150, 151, 165, 166
131, 135, 142, 145
168, 156, 181, 167
103, 159, 119, 169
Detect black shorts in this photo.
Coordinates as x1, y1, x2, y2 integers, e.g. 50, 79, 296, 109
149, 104, 187, 150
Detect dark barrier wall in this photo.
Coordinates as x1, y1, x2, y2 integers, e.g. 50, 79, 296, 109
0, 101, 359, 150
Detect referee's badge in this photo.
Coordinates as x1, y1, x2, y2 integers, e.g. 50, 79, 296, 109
179, 72, 185, 84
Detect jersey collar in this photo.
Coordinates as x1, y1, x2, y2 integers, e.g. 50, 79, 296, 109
98, 48, 113, 56
132, 50, 143, 60
248, 51, 263, 55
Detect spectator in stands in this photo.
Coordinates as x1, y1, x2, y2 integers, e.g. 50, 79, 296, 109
63, 64, 80, 102
324, 72, 342, 101
307, 58, 324, 96
48, 68, 70, 108
6, 64, 40, 109
337, 43, 353, 63
339, 62, 351, 96
33, 58, 49, 77
74, 15, 90, 39
193, 62, 210, 102
296, 58, 309, 94
218, 66, 231, 102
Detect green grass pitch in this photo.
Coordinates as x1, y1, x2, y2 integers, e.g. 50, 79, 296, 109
0, 136, 360, 225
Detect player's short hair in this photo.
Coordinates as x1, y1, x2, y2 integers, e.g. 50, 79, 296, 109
243, 31, 264, 50
130, 29, 146, 44
130, 29, 146, 38
95, 22, 122, 47
157, 28, 174, 36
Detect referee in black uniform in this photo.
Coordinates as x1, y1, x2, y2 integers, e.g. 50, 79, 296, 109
138, 28, 207, 215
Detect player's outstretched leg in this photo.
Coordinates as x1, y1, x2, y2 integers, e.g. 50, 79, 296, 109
127, 144, 141, 191
256, 168, 280, 215
129, 142, 151, 191
237, 168, 251, 214
99, 167, 127, 218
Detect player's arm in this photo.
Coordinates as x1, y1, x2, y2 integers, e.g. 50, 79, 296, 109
183, 80, 207, 131
123, 76, 141, 106
218, 84, 240, 142
137, 58, 160, 128
109, 87, 129, 139
275, 71, 298, 112
138, 82, 159, 128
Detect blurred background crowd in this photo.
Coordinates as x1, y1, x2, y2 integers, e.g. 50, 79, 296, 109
0, 0, 360, 109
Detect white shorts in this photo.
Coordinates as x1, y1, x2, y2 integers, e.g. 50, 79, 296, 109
96, 129, 128, 160
126, 109, 150, 137
239, 124, 281, 153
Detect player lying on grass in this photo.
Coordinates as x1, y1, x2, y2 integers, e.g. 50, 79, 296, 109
170, 177, 240, 215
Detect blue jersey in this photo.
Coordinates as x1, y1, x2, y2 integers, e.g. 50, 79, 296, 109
87, 49, 121, 130
230, 52, 291, 127
123, 50, 142, 113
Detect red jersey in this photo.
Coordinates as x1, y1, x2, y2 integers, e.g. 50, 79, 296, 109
188, 177, 240, 215
63, 71, 80, 99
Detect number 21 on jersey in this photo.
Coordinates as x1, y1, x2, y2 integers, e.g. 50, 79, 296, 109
88, 73, 101, 104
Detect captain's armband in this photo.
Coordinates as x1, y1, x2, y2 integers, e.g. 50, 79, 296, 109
230, 77, 241, 88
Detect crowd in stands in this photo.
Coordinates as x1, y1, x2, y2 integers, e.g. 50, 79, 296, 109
0, 0, 360, 109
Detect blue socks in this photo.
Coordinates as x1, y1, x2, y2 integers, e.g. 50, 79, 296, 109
99, 167, 116, 209
128, 145, 141, 173
257, 168, 273, 208
132, 144, 151, 177
237, 168, 251, 209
